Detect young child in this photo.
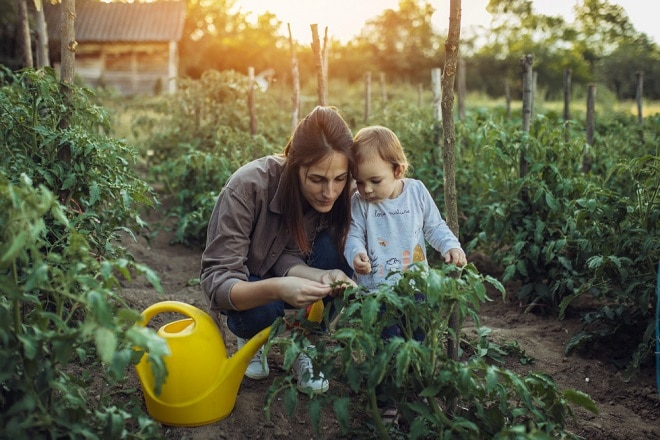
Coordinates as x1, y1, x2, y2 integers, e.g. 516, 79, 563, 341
343, 125, 467, 423
344, 125, 467, 292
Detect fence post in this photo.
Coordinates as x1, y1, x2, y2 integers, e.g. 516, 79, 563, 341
520, 54, 533, 178
584, 84, 596, 173
636, 71, 644, 126
563, 68, 571, 141
248, 67, 257, 137
364, 72, 371, 124
432, 67, 442, 122
288, 23, 300, 131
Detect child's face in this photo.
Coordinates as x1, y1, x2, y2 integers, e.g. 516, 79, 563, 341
354, 157, 403, 203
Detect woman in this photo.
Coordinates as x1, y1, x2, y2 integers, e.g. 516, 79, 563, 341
200, 106, 355, 394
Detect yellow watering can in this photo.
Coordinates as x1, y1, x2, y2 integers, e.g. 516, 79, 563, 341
134, 301, 271, 426
134, 299, 324, 427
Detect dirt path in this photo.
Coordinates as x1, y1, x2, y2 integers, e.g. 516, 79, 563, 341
119, 221, 660, 439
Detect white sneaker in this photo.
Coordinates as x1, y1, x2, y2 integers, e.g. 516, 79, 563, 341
236, 336, 269, 380
292, 348, 329, 394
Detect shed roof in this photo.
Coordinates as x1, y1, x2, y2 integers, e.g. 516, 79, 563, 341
46, 0, 186, 43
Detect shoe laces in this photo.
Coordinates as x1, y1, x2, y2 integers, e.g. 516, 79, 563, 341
297, 353, 312, 369
251, 346, 263, 364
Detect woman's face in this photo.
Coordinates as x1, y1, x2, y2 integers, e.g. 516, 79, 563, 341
298, 151, 349, 213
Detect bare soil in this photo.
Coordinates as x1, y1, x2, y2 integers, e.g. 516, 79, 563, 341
118, 211, 660, 439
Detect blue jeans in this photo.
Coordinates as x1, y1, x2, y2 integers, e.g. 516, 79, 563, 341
226, 231, 352, 339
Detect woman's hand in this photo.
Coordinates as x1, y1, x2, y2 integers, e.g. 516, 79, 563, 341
275, 276, 334, 308
319, 269, 356, 296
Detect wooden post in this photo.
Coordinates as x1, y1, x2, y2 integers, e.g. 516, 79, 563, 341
636, 71, 644, 126
583, 84, 596, 173
457, 57, 466, 120
432, 67, 442, 122
586, 84, 596, 146
418, 83, 423, 107
58, 0, 76, 205
34, 1, 50, 68
520, 54, 533, 179
322, 27, 329, 102
364, 71, 371, 124
17, 0, 33, 68
531, 70, 537, 116
504, 78, 511, 119
380, 72, 387, 102
563, 68, 571, 141
288, 24, 300, 131
248, 67, 257, 136
310, 24, 326, 106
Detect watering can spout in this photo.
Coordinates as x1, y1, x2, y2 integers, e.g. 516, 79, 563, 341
135, 301, 271, 427
228, 326, 271, 369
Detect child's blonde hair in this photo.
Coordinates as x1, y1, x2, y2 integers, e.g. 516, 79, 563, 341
352, 126, 409, 176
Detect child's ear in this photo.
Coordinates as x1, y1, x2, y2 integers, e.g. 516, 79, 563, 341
394, 164, 406, 179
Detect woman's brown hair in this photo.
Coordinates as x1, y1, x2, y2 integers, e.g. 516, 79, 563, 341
279, 106, 354, 254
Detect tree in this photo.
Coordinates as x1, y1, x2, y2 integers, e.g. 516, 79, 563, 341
179, 0, 289, 80
356, 0, 443, 84
476, 0, 588, 98
573, 0, 637, 61
440, 0, 460, 361
600, 34, 660, 100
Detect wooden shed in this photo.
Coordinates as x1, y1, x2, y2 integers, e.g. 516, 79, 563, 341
45, 0, 186, 96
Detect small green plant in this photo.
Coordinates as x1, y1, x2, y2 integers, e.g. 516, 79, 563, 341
265, 264, 596, 438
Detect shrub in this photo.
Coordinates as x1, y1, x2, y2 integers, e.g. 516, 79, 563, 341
0, 175, 168, 439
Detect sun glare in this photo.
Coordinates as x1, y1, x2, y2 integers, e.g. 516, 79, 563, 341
234, 0, 657, 45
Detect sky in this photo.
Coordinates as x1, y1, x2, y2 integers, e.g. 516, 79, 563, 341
236, 0, 659, 45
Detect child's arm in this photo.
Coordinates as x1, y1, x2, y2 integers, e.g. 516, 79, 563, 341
418, 181, 467, 266
344, 194, 369, 273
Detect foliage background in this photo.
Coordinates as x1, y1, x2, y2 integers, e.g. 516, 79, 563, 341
0, 0, 658, 437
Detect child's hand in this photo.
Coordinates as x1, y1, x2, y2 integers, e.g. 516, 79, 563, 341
445, 248, 467, 267
353, 253, 372, 275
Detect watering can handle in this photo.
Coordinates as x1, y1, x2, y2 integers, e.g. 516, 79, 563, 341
138, 301, 208, 327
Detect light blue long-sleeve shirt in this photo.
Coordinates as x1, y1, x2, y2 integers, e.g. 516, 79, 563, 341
344, 178, 462, 291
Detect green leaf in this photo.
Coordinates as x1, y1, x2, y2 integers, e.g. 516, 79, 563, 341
17, 334, 38, 360
563, 389, 599, 414
309, 399, 321, 432
333, 397, 351, 432
109, 349, 133, 380
545, 191, 559, 212
61, 173, 76, 191
95, 326, 117, 363
284, 386, 298, 415
89, 182, 101, 206
139, 264, 164, 294
1, 231, 28, 266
